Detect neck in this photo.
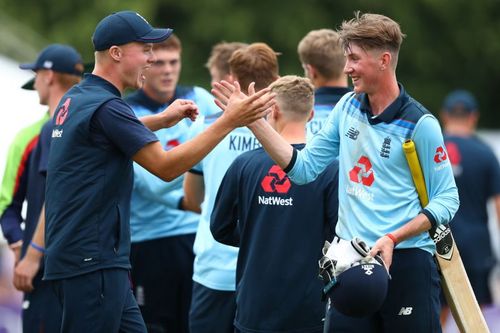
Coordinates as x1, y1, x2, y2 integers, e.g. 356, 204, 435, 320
47, 88, 67, 117
444, 122, 474, 136
274, 121, 306, 144
367, 74, 399, 116
93, 64, 124, 93
143, 86, 174, 104
313, 75, 348, 89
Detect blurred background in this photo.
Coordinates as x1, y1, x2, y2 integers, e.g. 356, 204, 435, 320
0, 0, 500, 332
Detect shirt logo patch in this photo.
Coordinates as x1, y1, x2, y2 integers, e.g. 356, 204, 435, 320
345, 127, 360, 140
165, 139, 180, 151
380, 137, 391, 158
444, 141, 462, 176
349, 156, 375, 186
433, 146, 448, 163
55, 97, 71, 125
261, 165, 291, 194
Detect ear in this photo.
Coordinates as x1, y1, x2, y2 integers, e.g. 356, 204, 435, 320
108, 46, 122, 62
470, 111, 480, 126
45, 70, 55, 85
271, 103, 280, 120
304, 64, 315, 79
307, 109, 315, 122
379, 52, 392, 71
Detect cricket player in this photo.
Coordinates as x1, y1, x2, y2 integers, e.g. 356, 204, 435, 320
42, 11, 274, 332
184, 42, 279, 333
213, 12, 459, 332
297, 29, 351, 138
125, 34, 219, 333
210, 75, 339, 333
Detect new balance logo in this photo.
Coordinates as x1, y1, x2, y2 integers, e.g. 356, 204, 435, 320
345, 127, 359, 140
398, 307, 413, 316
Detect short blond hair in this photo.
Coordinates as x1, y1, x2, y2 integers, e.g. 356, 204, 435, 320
205, 42, 248, 78
269, 75, 314, 120
339, 12, 406, 66
54, 72, 81, 90
297, 29, 345, 80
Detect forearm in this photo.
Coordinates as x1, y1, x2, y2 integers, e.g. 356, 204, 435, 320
182, 173, 204, 213
156, 117, 234, 181
31, 205, 45, 248
494, 195, 500, 229
390, 213, 432, 244
139, 114, 168, 132
248, 118, 293, 169
134, 118, 234, 182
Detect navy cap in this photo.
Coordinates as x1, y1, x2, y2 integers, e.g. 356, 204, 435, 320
19, 44, 84, 75
442, 89, 478, 113
92, 11, 173, 51
328, 261, 389, 317
21, 62, 94, 90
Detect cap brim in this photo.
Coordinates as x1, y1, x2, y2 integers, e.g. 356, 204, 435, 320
21, 77, 35, 90
138, 28, 173, 43
19, 63, 37, 71
21, 61, 95, 90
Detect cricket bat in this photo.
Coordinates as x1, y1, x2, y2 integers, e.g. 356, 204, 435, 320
402, 139, 489, 333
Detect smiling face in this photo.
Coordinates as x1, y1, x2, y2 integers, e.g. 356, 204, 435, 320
118, 42, 156, 90
343, 43, 384, 95
143, 48, 181, 102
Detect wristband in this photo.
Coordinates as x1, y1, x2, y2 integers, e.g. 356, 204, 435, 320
385, 233, 398, 245
30, 241, 46, 254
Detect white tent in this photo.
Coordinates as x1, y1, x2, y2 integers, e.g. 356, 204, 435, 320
0, 55, 46, 179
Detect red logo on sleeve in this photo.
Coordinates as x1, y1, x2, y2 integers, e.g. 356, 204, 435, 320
261, 165, 291, 194
433, 146, 448, 163
165, 139, 180, 151
444, 142, 461, 166
55, 98, 71, 125
349, 156, 375, 186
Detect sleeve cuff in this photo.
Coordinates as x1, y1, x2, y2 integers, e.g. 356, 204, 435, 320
283, 148, 298, 173
421, 209, 437, 228
188, 169, 203, 175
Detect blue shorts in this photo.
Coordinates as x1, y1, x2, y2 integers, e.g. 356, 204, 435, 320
23, 269, 62, 332
130, 233, 195, 333
189, 281, 236, 333
52, 268, 146, 333
325, 248, 441, 333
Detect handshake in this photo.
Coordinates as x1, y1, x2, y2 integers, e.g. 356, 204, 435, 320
318, 237, 391, 317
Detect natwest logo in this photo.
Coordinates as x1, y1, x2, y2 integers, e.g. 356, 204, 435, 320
433, 146, 448, 163
55, 98, 71, 125
261, 165, 291, 194
349, 156, 375, 186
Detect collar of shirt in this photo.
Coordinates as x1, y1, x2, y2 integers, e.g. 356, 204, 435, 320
315, 86, 352, 97
358, 83, 409, 124
82, 74, 122, 97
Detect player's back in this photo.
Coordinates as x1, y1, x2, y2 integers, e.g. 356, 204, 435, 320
212, 144, 339, 332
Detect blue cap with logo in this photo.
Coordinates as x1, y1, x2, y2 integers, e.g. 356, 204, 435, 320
327, 260, 389, 317
442, 89, 478, 113
19, 44, 84, 75
92, 10, 173, 51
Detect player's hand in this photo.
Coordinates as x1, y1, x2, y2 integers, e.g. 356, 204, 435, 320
212, 80, 275, 128
9, 241, 22, 265
13, 253, 41, 292
369, 236, 395, 269
161, 99, 199, 127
